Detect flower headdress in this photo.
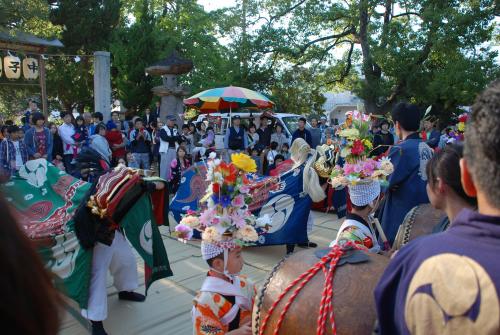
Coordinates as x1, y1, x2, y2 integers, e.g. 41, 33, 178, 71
330, 111, 394, 189
174, 152, 270, 260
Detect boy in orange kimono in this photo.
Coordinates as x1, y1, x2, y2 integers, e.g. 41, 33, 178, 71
192, 244, 256, 335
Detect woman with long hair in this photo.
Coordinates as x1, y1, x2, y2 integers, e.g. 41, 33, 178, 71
426, 143, 477, 232
0, 193, 61, 334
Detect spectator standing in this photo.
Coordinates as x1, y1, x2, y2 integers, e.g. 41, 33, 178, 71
180, 124, 194, 157
48, 122, 64, 169
110, 112, 125, 131
151, 121, 162, 171
90, 123, 112, 165
0, 125, 28, 177
422, 119, 440, 149
24, 112, 52, 161
292, 117, 313, 147
159, 115, 182, 180
105, 121, 126, 166
309, 117, 322, 149
224, 115, 248, 156
247, 124, 259, 152
129, 119, 151, 170
83, 111, 92, 128
372, 119, 394, 157
270, 123, 290, 151
256, 115, 273, 150
58, 112, 78, 172
72, 116, 89, 149
143, 108, 157, 130
89, 112, 104, 136
169, 145, 191, 194
153, 101, 161, 119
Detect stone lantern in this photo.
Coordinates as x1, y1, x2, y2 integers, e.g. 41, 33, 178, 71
145, 51, 193, 125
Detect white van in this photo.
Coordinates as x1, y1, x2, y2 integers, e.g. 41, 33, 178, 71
194, 112, 310, 150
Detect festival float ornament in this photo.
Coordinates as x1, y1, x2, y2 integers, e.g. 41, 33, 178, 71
22, 57, 39, 80
330, 111, 394, 188
4, 54, 21, 79
173, 152, 269, 247
337, 111, 373, 163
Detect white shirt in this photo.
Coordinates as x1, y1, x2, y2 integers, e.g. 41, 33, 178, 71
58, 123, 76, 155
267, 150, 279, 164
13, 141, 23, 169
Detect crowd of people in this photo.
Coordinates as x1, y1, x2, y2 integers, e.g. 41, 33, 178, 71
2, 97, 457, 188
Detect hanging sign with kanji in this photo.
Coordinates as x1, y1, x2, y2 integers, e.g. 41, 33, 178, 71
4, 55, 22, 79
23, 57, 39, 80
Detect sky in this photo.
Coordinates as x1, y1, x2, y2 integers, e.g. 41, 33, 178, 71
197, 0, 237, 11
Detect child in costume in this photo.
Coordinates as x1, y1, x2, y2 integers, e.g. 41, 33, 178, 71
70, 116, 88, 163
174, 152, 269, 335
329, 111, 394, 252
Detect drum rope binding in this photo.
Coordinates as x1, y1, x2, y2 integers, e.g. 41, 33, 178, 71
258, 242, 361, 335
253, 254, 291, 335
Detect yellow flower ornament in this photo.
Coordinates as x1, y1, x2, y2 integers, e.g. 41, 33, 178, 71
231, 153, 257, 173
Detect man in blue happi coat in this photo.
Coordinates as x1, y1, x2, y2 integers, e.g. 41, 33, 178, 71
374, 80, 500, 335
380, 103, 433, 244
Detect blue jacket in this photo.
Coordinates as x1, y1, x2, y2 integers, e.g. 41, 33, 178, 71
426, 129, 441, 149
380, 133, 433, 244
0, 139, 28, 177
24, 127, 53, 161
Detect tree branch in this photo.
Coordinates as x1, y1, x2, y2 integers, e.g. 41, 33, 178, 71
268, 0, 307, 25
392, 11, 421, 19
297, 26, 355, 55
326, 41, 355, 84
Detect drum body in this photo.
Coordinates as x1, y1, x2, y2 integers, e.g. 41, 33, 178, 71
393, 204, 445, 251
253, 249, 389, 335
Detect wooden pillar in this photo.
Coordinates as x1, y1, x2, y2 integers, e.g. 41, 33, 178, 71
39, 55, 48, 116
93, 51, 111, 122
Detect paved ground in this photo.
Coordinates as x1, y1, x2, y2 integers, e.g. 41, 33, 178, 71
59, 210, 342, 335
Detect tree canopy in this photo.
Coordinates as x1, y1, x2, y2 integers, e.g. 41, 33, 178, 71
0, 0, 498, 123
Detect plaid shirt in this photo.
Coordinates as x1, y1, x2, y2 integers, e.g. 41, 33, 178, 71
0, 139, 28, 177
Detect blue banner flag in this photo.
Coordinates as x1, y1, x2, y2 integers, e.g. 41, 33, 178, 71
170, 162, 312, 245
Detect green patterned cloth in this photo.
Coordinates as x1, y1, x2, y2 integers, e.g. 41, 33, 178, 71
2, 159, 172, 308
1, 159, 93, 308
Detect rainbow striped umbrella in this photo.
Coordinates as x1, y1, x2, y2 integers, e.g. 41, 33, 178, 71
183, 86, 274, 113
